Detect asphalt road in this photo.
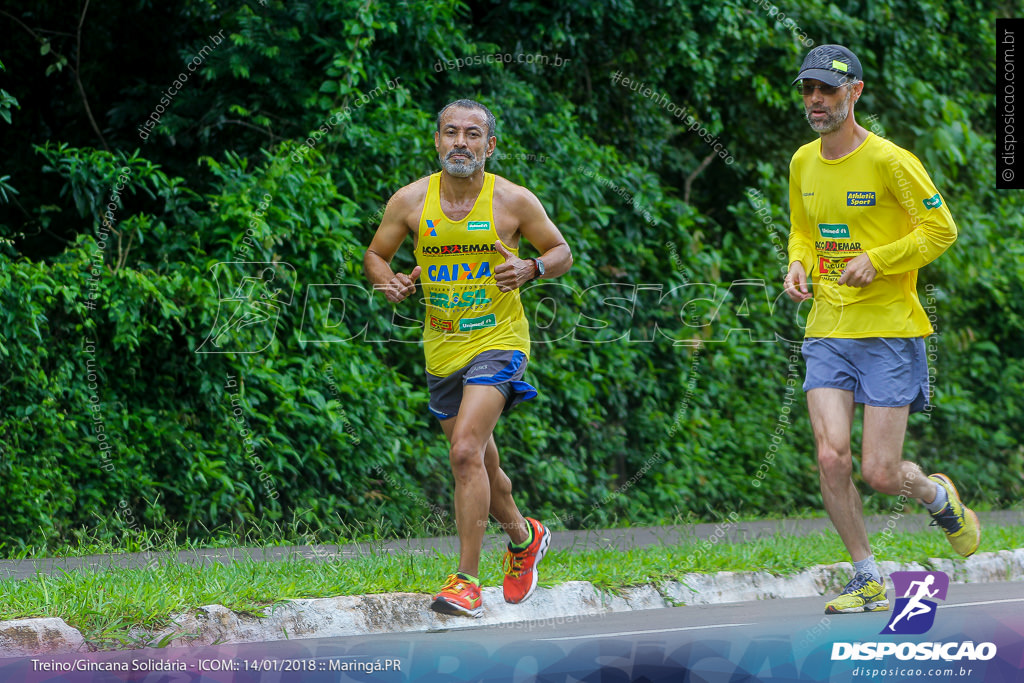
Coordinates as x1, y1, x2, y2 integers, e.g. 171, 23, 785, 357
2, 580, 1021, 682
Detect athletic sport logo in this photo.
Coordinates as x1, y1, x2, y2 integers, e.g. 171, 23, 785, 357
847, 191, 875, 206
882, 570, 949, 635
923, 193, 943, 209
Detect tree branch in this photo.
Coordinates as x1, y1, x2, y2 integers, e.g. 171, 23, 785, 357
1, 6, 109, 151
684, 150, 716, 205
74, 0, 109, 151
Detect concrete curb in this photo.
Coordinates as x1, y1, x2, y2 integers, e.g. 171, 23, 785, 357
0, 618, 86, 657
2, 549, 1022, 657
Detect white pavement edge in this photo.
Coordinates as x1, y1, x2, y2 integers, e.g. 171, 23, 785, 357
2, 548, 1022, 657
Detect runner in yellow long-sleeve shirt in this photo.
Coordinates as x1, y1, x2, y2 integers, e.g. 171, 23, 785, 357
783, 45, 980, 616
364, 99, 572, 617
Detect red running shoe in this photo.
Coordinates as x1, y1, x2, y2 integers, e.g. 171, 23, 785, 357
502, 517, 551, 604
430, 573, 483, 617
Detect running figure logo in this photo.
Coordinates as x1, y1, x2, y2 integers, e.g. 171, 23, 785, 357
196, 262, 296, 354
882, 570, 949, 635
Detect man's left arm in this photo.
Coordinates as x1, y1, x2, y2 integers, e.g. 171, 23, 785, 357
494, 189, 572, 292
840, 152, 956, 287
867, 152, 957, 275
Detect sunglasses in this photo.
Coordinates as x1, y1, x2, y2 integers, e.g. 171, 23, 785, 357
796, 82, 851, 96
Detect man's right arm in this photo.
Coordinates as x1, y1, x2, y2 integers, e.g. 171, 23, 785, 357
364, 186, 422, 303
786, 156, 814, 302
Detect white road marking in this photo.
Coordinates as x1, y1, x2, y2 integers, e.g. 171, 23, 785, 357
538, 598, 1024, 641
539, 622, 755, 641
939, 598, 1024, 609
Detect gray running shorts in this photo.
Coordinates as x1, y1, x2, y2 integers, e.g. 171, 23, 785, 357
426, 349, 537, 420
802, 337, 930, 413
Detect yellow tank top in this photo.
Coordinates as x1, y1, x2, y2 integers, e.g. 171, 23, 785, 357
415, 172, 530, 376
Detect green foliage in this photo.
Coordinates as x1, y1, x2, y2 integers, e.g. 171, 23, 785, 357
0, 59, 18, 126
0, 0, 1019, 553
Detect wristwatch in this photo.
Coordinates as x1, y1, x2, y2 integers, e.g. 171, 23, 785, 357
530, 257, 545, 281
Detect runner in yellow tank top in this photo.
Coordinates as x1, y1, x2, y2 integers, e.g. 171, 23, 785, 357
364, 99, 573, 618
416, 171, 531, 377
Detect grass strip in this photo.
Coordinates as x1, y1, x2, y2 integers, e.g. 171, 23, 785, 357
1, 525, 1021, 649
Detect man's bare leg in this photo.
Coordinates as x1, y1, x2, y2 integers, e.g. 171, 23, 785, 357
438, 384, 507, 578
482, 434, 528, 545
440, 422, 528, 557
807, 388, 871, 561
860, 404, 935, 502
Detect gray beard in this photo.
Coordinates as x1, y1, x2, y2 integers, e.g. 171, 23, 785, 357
806, 88, 852, 134
440, 153, 485, 177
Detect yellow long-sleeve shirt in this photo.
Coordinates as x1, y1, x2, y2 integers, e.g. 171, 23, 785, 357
788, 132, 957, 338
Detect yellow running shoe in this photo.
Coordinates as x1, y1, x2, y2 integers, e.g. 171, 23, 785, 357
928, 473, 981, 557
824, 573, 889, 614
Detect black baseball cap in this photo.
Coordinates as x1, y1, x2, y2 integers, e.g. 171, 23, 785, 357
792, 45, 863, 86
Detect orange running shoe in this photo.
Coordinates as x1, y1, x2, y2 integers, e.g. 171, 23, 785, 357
430, 573, 483, 617
503, 517, 551, 604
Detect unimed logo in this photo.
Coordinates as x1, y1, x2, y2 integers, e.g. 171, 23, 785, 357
818, 223, 850, 239
831, 571, 998, 663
